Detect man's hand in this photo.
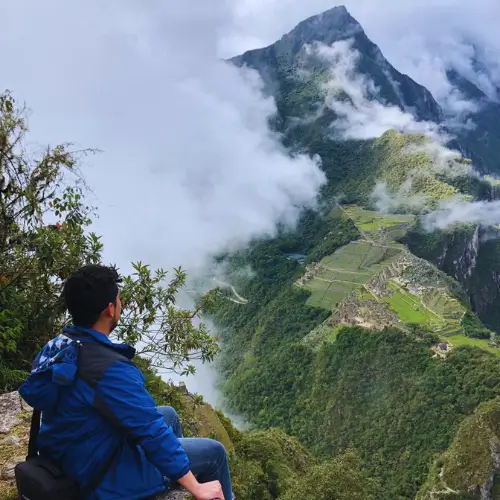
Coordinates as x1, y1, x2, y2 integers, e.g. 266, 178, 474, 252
193, 480, 224, 500
177, 472, 224, 500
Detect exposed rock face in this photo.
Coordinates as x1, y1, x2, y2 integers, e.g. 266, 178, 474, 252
457, 226, 480, 280
157, 489, 191, 500
409, 225, 500, 331
0, 391, 31, 434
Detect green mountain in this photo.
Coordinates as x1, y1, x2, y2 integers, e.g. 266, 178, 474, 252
230, 4, 500, 334
231, 6, 442, 124
213, 6, 500, 500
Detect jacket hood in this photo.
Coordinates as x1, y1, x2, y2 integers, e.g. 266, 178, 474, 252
19, 326, 135, 412
19, 333, 79, 412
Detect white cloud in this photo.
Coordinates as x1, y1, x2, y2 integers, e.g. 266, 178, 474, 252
0, 0, 328, 405
0, 0, 325, 275
305, 41, 446, 141
371, 181, 428, 214
423, 198, 500, 230
403, 142, 480, 179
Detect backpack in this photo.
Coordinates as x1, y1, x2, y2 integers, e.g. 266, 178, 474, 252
14, 409, 118, 500
15, 334, 120, 500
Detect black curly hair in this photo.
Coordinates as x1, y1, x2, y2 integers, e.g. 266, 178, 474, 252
62, 264, 122, 328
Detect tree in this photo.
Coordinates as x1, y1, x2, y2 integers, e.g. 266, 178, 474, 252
0, 90, 102, 389
116, 262, 221, 376
0, 91, 219, 391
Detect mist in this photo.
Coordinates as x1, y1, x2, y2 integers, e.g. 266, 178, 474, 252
305, 40, 445, 141
371, 181, 428, 214
403, 142, 480, 179
423, 199, 500, 230
0, 1, 325, 274
0, 0, 326, 409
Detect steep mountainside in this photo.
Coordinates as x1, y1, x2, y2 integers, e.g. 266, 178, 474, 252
447, 68, 500, 174
214, 6, 500, 500
230, 5, 500, 334
231, 6, 442, 124
2, 362, 379, 500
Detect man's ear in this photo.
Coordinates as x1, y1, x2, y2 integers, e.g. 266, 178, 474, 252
105, 302, 115, 318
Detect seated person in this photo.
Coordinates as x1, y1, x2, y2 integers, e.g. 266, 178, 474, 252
20, 264, 233, 500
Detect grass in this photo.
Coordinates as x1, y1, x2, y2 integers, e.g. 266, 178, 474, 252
299, 204, 497, 357
321, 242, 401, 272
447, 334, 500, 356
383, 281, 465, 335
193, 404, 234, 452
384, 287, 432, 324
306, 280, 358, 309
301, 241, 402, 310
303, 324, 346, 350
316, 268, 371, 284
422, 289, 464, 320
342, 205, 415, 243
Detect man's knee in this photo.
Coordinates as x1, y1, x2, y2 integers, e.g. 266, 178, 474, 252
157, 405, 179, 424
204, 439, 228, 464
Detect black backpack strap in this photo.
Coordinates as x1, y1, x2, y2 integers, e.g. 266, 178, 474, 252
27, 409, 41, 459
28, 406, 121, 495
26, 333, 124, 495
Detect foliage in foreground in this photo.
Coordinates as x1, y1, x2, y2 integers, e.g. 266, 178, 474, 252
0, 91, 218, 390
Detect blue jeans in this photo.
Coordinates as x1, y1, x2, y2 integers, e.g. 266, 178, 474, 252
158, 406, 233, 500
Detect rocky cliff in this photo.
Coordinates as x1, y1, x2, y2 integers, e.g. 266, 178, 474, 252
408, 225, 500, 332
231, 6, 443, 124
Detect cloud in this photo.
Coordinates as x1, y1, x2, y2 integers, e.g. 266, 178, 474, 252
0, 0, 328, 407
403, 142, 480, 179
423, 199, 500, 231
304, 40, 446, 141
371, 181, 428, 214
0, 0, 325, 275
222, 0, 500, 115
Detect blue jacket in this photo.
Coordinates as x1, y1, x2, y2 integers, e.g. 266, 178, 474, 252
18, 326, 191, 500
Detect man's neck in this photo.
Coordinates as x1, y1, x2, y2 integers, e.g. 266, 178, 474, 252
88, 322, 111, 337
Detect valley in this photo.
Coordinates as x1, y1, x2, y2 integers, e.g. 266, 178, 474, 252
4, 2, 500, 500
214, 8, 500, 497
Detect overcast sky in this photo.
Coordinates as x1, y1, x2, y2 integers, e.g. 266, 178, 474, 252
1, 0, 498, 274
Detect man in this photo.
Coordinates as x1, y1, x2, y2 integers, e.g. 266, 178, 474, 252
19, 264, 233, 500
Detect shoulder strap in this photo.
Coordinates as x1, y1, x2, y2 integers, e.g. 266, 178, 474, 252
26, 407, 118, 493
27, 409, 41, 459
26, 335, 123, 494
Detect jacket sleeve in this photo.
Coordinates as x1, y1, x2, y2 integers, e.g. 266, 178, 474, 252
95, 360, 191, 481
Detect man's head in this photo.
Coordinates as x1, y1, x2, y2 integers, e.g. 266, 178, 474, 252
63, 264, 122, 335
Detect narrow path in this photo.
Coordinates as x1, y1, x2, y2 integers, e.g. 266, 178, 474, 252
213, 278, 248, 304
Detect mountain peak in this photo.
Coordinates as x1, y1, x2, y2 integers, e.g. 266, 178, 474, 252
278, 5, 363, 47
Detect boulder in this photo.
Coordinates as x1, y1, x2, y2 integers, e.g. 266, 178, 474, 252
1, 456, 24, 480
0, 392, 30, 434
